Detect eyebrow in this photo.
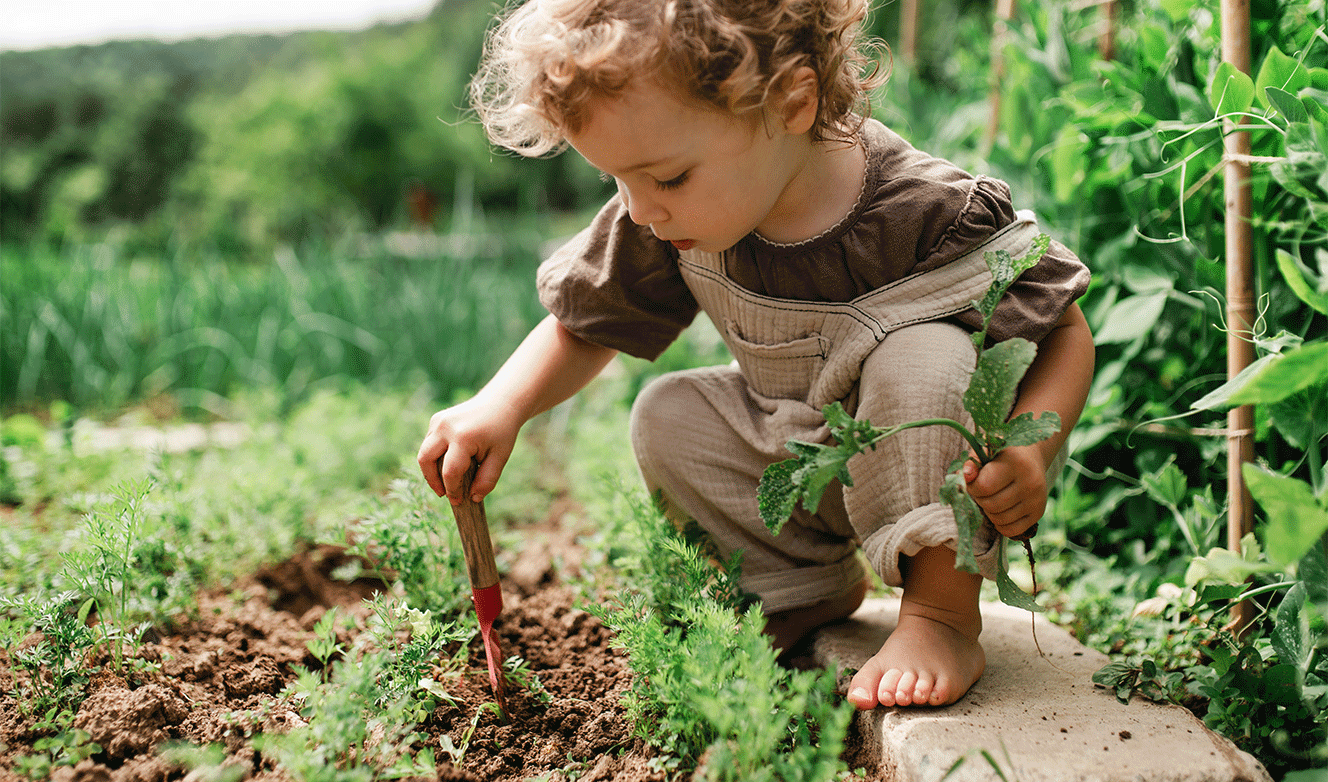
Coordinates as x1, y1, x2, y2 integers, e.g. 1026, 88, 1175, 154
596, 155, 681, 178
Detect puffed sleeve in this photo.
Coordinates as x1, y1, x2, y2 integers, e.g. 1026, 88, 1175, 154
536, 195, 700, 360
922, 177, 1091, 345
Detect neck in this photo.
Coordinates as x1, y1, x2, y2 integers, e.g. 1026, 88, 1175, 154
756, 137, 866, 244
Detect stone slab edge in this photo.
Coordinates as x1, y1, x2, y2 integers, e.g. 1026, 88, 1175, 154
813, 597, 1271, 782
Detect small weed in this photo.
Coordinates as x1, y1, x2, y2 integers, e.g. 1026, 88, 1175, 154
359, 595, 472, 719
588, 492, 852, 779
265, 651, 436, 780
941, 740, 1021, 782
345, 476, 473, 616
10, 707, 102, 780
306, 606, 347, 679
59, 479, 164, 672
0, 591, 97, 716
503, 655, 552, 704
438, 702, 503, 765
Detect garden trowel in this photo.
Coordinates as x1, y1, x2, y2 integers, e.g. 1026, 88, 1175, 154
449, 462, 508, 716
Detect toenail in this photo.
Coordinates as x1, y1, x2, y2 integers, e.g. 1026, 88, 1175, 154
850, 687, 870, 701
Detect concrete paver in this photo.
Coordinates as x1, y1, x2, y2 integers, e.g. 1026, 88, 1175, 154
814, 597, 1271, 782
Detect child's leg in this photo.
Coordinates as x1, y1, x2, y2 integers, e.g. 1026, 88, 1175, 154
842, 322, 994, 707
849, 545, 985, 707
631, 365, 870, 649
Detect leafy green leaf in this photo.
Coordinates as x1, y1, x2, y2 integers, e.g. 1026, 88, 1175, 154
1210, 61, 1255, 116
786, 441, 852, 513
1141, 458, 1189, 509
1092, 291, 1169, 344
996, 563, 1043, 612
1271, 582, 1310, 670
1268, 382, 1328, 451
1244, 464, 1328, 566
973, 235, 1051, 333
964, 338, 1037, 438
1228, 341, 1328, 405
1266, 86, 1311, 124
1254, 46, 1311, 110
1184, 534, 1279, 586
1275, 249, 1328, 315
1000, 411, 1061, 449
758, 459, 800, 535
1190, 353, 1282, 411
940, 472, 982, 574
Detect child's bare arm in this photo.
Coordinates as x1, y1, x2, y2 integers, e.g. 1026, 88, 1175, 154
417, 314, 618, 504
964, 302, 1094, 538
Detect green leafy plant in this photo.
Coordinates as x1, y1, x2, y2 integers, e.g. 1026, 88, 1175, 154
758, 235, 1059, 611
10, 711, 102, 781
306, 607, 347, 680
588, 492, 855, 780
0, 591, 97, 717
503, 655, 552, 705
344, 476, 474, 616
356, 595, 471, 721
437, 702, 504, 765
59, 479, 160, 672
263, 651, 437, 782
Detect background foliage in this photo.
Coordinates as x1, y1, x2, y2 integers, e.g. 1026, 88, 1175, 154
2, 0, 1326, 777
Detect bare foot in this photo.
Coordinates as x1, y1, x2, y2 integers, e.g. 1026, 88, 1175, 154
847, 546, 985, 709
764, 576, 870, 654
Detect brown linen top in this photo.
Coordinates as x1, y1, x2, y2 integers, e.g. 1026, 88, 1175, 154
536, 118, 1091, 361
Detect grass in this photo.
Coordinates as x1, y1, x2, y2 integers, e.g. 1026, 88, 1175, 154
0, 226, 549, 416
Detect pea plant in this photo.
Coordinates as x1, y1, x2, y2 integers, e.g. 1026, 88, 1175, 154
757, 235, 1059, 612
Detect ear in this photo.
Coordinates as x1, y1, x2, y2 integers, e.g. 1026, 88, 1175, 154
779, 65, 819, 135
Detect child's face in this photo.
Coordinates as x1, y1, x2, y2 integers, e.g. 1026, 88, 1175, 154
565, 79, 809, 254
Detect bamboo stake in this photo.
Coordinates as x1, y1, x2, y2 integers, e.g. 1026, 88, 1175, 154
1221, 0, 1257, 633
1099, 0, 1117, 61
983, 0, 1017, 156
900, 0, 919, 67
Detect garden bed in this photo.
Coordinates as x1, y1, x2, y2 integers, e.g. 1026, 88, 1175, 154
1, 530, 875, 781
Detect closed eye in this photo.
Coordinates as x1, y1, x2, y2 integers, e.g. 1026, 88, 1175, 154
656, 171, 689, 191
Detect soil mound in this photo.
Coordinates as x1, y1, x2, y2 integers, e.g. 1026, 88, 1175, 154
0, 546, 665, 782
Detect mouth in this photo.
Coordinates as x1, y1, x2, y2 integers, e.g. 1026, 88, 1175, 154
669, 239, 696, 251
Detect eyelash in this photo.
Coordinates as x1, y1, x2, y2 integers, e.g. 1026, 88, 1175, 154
655, 172, 689, 191
598, 171, 690, 191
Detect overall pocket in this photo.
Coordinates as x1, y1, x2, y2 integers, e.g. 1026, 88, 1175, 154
723, 320, 829, 402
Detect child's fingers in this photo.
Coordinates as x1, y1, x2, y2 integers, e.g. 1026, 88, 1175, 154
417, 430, 450, 497
469, 447, 511, 503
439, 445, 482, 505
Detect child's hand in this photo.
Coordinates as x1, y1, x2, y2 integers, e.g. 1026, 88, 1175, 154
962, 444, 1048, 540
417, 397, 522, 506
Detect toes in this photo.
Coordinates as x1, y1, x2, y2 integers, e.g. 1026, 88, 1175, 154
891, 671, 918, 706
848, 662, 885, 710
912, 671, 936, 705
877, 668, 904, 707
928, 675, 952, 706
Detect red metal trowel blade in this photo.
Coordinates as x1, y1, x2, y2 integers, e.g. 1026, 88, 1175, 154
472, 582, 508, 713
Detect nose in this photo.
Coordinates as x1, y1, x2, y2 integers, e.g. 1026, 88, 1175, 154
619, 181, 668, 226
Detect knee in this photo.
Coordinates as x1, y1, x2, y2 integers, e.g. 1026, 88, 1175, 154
630, 371, 702, 471
859, 323, 975, 422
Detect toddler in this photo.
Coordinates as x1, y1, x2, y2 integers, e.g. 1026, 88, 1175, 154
419, 0, 1094, 709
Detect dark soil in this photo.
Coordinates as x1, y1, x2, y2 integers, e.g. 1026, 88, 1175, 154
0, 527, 873, 781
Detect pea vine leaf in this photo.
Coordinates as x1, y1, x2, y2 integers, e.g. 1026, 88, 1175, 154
755, 234, 1061, 612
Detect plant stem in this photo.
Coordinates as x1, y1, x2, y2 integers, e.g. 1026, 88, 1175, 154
865, 418, 991, 465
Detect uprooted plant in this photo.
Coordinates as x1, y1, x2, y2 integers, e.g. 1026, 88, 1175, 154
757, 235, 1059, 613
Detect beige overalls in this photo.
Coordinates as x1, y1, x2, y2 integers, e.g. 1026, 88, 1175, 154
630, 212, 1052, 613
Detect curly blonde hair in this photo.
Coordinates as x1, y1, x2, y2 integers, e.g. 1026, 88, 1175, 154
470, 0, 887, 157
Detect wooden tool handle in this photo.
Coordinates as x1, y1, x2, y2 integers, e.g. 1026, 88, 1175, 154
450, 462, 500, 591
